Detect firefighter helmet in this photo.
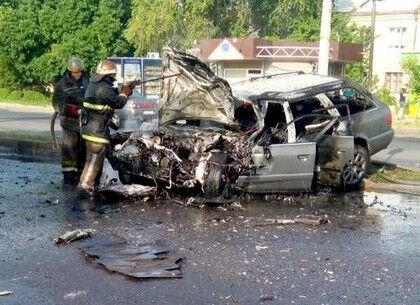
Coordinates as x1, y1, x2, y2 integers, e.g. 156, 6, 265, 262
67, 57, 85, 73
96, 60, 118, 75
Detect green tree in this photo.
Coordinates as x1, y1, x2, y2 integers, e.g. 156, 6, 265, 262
126, 0, 215, 56
402, 54, 420, 97
210, 0, 251, 37
0, 0, 132, 88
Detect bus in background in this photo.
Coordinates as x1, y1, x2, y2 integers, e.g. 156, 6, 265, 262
109, 55, 161, 133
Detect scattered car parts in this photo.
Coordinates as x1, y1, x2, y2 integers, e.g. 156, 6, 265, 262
80, 236, 183, 279
55, 229, 95, 244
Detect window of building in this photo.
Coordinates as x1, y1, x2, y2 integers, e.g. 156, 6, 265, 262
385, 72, 403, 93
389, 27, 407, 49
224, 69, 262, 83
248, 69, 262, 77
224, 69, 247, 83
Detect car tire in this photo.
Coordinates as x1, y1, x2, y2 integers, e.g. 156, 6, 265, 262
203, 152, 228, 198
341, 144, 369, 191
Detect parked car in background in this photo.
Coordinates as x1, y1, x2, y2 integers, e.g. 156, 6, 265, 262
109, 57, 161, 133
108, 48, 394, 197
114, 89, 159, 133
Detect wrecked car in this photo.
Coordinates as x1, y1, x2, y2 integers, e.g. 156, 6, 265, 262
108, 48, 393, 197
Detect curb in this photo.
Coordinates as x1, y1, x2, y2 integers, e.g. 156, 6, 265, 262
0, 102, 53, 114
370, 160, 420, 173
0, 137, 59, 161
362, 179, 420, 195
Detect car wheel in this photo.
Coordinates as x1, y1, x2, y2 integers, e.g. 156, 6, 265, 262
118, 170, 132, 185
203, 152, 228, 198
341, 144, 369, 191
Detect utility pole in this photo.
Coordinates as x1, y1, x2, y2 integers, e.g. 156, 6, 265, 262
368, 0, 378, 91
317, 0, 332, 75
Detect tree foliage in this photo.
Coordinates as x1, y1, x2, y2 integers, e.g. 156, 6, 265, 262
402, 54, 420, 97
0, 0, 131, 88
126, 0, 216, 56
0, 0, 370, 89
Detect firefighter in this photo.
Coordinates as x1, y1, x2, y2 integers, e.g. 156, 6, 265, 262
78, 60, 133, 195
52, 57, 89, 184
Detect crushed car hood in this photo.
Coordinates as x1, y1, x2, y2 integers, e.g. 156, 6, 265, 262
159, 47, 238, 128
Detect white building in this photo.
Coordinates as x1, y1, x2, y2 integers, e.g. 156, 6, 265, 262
348, 0, 420, 94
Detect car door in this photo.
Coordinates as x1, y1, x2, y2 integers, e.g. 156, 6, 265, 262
314, 93, 355, 186
317, 135, 354, 186
237, 101, 316, 193
242, 142, 316, 193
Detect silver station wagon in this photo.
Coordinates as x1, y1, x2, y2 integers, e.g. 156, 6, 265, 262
109, 48, 394, 197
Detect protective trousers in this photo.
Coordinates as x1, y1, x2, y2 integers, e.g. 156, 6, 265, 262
62, 129, 85, 183
78, 141, 107, 191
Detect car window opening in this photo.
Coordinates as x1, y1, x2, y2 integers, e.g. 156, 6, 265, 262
327, 88, 373, 115
289, 98, 334, 141
253, 101, 289, 146
234, 101, 259, 132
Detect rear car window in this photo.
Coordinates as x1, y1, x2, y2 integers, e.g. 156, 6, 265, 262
327, 87, 374, 115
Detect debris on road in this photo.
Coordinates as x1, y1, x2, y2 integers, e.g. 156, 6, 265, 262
255, 215, 330, 227
255, 245, 270, 251
97, 184, 155, 198
0, 291, 12, 296
260, 294, 276, 302
79, 235, 183, 279
63, 290, 87, 300
54, 229, 95, 244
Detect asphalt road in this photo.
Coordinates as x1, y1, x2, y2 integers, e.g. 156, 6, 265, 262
372, 136, 420, 169
0, 110, 54, 136
0, 153, 419, 305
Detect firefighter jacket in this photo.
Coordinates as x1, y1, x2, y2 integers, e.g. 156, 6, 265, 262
52, 72, 89, 132
81, 77, 128, 144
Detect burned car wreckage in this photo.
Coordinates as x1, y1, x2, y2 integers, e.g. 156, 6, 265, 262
107, 48, 393, 197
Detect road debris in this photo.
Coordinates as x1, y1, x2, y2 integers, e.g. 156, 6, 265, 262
255, 215, 330, 227
97, 184, 155, 198
260, 294, 276, 302
0, 291, 12, 296
63, 290, 87, 300
54, 229, 95, 244
79, 235, 183, 279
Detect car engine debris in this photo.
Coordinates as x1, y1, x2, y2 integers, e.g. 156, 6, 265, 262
109, 126, 254, 198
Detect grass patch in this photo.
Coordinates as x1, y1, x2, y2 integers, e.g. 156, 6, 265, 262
366, 163, 420, 183
0, 87, 51, 107
0, 129, 53, 142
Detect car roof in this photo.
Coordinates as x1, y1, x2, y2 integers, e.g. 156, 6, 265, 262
231, 72, 344, 102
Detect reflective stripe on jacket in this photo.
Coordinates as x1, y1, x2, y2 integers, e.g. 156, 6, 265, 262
81, 77, 128, 143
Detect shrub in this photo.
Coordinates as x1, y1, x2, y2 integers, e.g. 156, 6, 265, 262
7, 90, 23, 101
22, 90, 50, 104
0, 87, 11, 99
408, 93, 419, 105
375, 87, 396, 106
